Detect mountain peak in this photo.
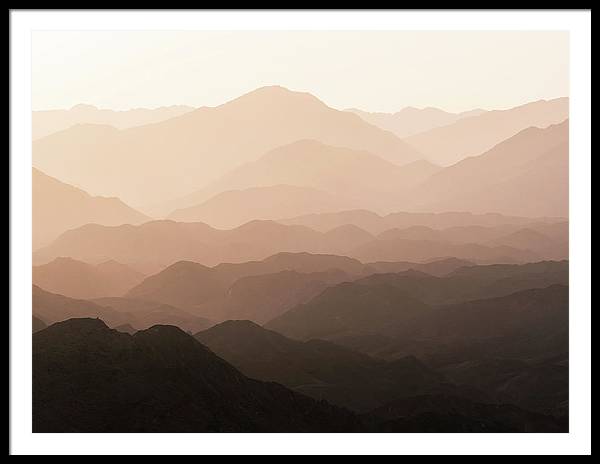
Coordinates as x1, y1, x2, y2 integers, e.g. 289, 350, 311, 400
208, 319, 263, 333
70, 103, 99, 111
225, 86, 323, 108
35, 317, 111, 337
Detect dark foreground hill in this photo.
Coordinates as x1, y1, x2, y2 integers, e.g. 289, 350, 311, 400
32, 318, 360, 432
33, 318, 566, 432
367, 395, 565, 433
196, 320, 449, 412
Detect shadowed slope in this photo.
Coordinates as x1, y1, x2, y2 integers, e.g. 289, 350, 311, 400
196, 320, 447, 412
407, 120, 569, 217
33, 318, 361, 432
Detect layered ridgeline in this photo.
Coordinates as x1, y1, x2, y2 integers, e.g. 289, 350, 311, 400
404, 120, 569, 217
167, 140, 440, 220
167, 110, 568, 225
31, 253, 469, 329
266, 262, 568, 347
32, 285, 212, 334
33, 318, 564, 432
33, 168, 149, 249
403, 98, 568, 166
33, 104, 194, 140
196, 319, 567, 422
196, 320, 458, 412
33, 214, 566, 274
264, 280, 568, 418
33, 257, 145, 299
33, 86, 422, 209
33, 319, 361, 432
169, 184, 359, 229
346, 106, 486, 138
279, 209, 567, 235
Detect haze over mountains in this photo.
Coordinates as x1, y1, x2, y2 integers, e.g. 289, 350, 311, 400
33, 167, 148, 249
403, 97, 568, 166
169, 184, 359, 229
31, 84, 570, 433
405, 120, 569, 217
33, 86, 422, 208
33, 257, 145, 299
168, 140, 441, 218
33, 213, 567, 273
346, 106, 486, 138
33, 103, 194, 140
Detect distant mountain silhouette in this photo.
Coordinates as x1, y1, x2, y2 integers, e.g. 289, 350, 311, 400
404, 98, 568, 165
166, 140, 439, 216
367, 257, 474, 277
356, 260, 568, 307
196, 320, 450, 412
212, 252, 369, 285
353, 236, 540, 264
33, 218, 558, 273
33, 285, 130, 327
108, 253, 505, 323
347, 106, 486, 138
33, 168, 149, 249
33, 86, 422, 208
33, 257, 145, 299
266, 281, 432, 341
202, 269, 352, 323
169, 184, 358, 229
91, 297, 213, 334
125, 252, 364, 321
267, 262, 568, 344
280, 209, 564, 235
125, 260, 226, 309
406, 120, 569, 217
33, 284, 212, 333
33, 318, 361, 432
487, 228, 567, 260
33, 104, 194, 139
32, 220, 332, 272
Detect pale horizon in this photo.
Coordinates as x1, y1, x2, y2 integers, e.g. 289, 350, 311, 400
32, 30, 569, 113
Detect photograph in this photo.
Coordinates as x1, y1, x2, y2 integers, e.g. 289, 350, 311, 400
9, 9, 591, 455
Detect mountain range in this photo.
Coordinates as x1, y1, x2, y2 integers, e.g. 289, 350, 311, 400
266, 262, 568, 346
29, 84, 571, 435
33, 318, 565, 432
33, 217, 564, 274
33, 284, 212, 333
196, 320, 451, 412
347, 106, 486, 138
33, 167, 148, 249
403, 97, 568, 166
33, 257, 145, 299
166, 140, 440, 217
33, 318, 360, 432
405, 120, 569, 217
33, 103, 194, 140
33, 86, 422, 208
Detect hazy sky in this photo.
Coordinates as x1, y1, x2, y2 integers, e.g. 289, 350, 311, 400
32, 31, 569, 113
